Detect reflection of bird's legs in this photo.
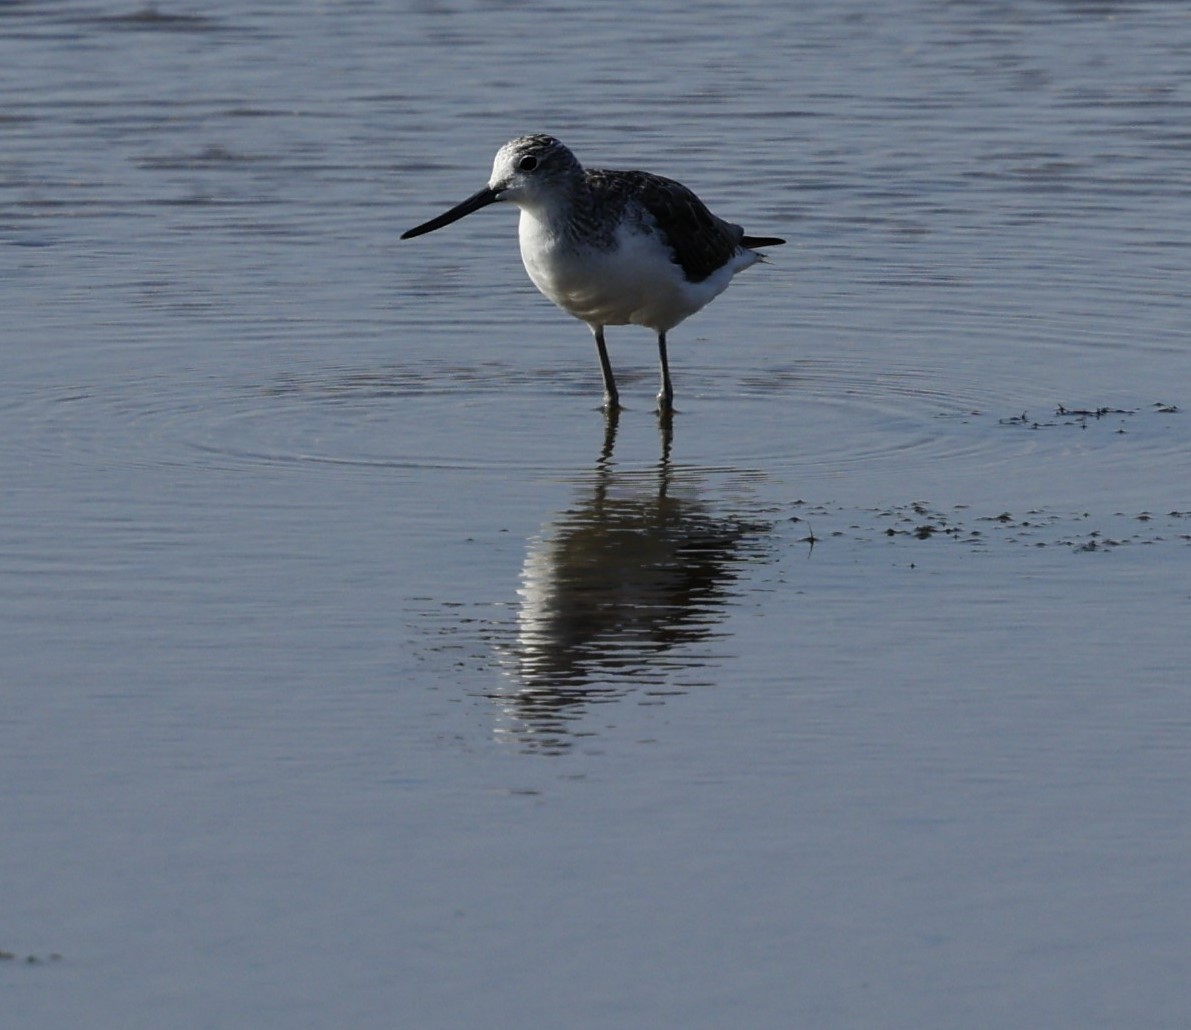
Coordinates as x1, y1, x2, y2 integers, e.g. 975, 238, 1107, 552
656, 408, 674, 499
599, 405, 620, 466
657, 406, 674, 468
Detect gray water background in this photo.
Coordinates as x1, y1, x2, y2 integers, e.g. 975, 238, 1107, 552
3, 1, 1191, 1026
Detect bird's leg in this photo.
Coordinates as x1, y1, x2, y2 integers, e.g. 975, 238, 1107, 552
593, 325, 620, 411
656, 331, 674, 413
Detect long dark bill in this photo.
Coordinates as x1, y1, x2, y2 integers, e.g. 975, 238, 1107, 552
400, 185, 502, 240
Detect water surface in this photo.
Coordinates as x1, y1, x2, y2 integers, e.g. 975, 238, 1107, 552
3, 2, 1190, 1027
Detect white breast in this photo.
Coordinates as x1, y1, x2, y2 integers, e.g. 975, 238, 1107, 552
517, 209, 754, 333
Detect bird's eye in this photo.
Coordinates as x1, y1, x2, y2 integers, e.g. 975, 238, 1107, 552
517, 155, 538, 172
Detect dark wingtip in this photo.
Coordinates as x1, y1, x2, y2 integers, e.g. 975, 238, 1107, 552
742, 235, 786, 248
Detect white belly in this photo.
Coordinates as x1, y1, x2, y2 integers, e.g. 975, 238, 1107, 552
517, 210, 753, 333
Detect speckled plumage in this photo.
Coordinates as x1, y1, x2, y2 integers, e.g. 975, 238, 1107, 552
401, 134, 784, 412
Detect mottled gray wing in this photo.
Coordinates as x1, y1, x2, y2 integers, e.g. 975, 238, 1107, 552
590, 169, 745, 283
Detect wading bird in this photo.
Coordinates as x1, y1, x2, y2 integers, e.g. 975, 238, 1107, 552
401, 134, 784, 413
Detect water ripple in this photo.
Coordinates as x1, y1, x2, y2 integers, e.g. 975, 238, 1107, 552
7, 346, 1185, 491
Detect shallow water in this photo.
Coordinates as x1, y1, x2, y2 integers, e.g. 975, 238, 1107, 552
3, 1, 1191, 1027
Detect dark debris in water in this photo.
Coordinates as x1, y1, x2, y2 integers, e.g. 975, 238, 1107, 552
0, 949, 63, 965
998, 402, 1180, 431
791, 500, 1191, 554
85, 6, 224, 32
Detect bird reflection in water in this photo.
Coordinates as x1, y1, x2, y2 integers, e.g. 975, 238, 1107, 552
495, 413, 768, 753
